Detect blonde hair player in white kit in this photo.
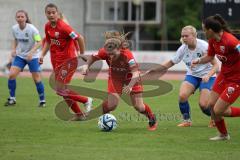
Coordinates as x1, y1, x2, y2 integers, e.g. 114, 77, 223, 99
147, 25, 219, 127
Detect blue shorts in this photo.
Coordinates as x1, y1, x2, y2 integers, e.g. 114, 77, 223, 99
184, 75, 215, 91
12, 56, 41, 72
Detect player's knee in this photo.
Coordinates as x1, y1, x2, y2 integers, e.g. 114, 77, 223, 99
207, 100, 216, 108
32, 74, 41, 82
199, 100, 208, 108
213, 107, 223, 116
179, 93, 188, 102
9, 73, 17, 79
108, 102, 118, 111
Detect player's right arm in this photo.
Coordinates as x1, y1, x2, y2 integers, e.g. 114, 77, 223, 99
81, 56, 100, 75
39, 25, 50, 65
81, 48, 106, 75
143, 45, 185, 76
11, 39, 17, 57
144, 60, 174, 76
192, 39, 215, 67
39, 41, 49, 64
191, 54, 214, 67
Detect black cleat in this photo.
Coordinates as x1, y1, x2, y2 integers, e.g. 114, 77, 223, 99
38, 101, 46, 107
4, 98, 16, 106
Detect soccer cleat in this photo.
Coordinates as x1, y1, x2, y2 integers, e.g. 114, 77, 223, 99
177, 121, 192, 127
4, 98, 16, 106
38, 101, 46, 107
84, 97, 93, 112
148, 114, 158, 131
208, 119, 216, 128
209, 134, 230, 141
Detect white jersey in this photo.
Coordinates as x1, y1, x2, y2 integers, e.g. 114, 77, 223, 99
12, 23, 41, 59
171, 39, 215, 78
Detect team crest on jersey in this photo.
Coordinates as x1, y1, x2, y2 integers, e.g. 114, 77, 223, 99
220, 46, 225, 53
55, 32, 60, 38
196, 52, 201, 57
25, 33, 29, 37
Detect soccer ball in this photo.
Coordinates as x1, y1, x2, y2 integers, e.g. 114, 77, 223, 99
98, 114, 117, 132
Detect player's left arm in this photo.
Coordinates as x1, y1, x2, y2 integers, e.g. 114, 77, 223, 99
27, 28, 42, 61
123, 54, 140, 94
64, 23, 87, 61
75, 34, 85, 54
75, 34, 87, 62
123, 67, 140, 94
228, 34, 240, 53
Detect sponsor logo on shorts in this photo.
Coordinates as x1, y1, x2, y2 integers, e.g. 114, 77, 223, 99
226, 86, 235, 98
216, 54, 227, 62
220, 46, 225, 53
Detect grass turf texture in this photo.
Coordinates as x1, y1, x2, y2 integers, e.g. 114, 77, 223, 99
0, 77, 240, 160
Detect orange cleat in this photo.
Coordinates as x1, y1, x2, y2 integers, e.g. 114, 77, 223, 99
148, 114, 158, 131
177, 121, 192, 127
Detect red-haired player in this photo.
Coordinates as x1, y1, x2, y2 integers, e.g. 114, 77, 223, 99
39, 3, 92, 120
82, 31, 157, 131
192, 14, 240, 140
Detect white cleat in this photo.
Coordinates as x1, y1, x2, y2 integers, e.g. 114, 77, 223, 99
84, 97, 93, 112
209, 134, 230, 141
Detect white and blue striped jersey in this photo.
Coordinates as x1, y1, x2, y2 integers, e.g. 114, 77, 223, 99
12, 23, 41, 59
171, 39, 215, 78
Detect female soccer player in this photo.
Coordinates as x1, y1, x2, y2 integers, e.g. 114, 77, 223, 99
146, 25, 218, 127
39, 3, 92, 120
5, 10, 46, 107
192, 14, 240, 140
82, 31, 157, 131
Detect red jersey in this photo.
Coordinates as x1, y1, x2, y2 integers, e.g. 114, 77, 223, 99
45, 19, 79, 68
93, 48, 138, 79
208, 31, 240, 82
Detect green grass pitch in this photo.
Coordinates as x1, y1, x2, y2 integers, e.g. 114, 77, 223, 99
0, 77, 240, 160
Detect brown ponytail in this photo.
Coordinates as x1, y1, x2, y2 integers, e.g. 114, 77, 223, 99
203, 14, 231, 33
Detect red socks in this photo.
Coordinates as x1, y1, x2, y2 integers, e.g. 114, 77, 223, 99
64, 97, 83, 115
102, 100, 110, 114
215, 119, 228, 135
141, 104, 154, 120
230, 107, 240, 117
67, 90, 88, 104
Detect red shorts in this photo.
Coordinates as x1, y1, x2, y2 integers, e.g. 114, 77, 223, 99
54, 57, 78, 84
108, 78, 143, 94
212, 73, 240, 104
